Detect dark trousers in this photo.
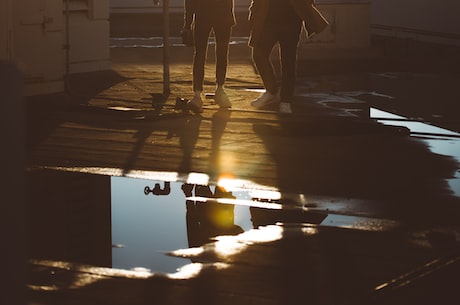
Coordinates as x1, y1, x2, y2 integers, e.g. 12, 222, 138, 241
193, 21, 232, 92
251, 21, 302, 102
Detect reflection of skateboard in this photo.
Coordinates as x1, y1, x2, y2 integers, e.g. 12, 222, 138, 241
144, 182, 171, 196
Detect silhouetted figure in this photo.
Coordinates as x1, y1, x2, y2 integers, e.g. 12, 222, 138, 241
248, 0, 328, 113
182, 184, 242, 247
183, 0, 236, 113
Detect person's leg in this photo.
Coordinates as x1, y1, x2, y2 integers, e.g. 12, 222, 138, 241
190, 21, 213, 113
250, 28, 281, 108
278, 21, 302, 103
213, 23, 232, 107
252, 33, 279, 96
193, 21, 212, 92
213, 23, 232, 88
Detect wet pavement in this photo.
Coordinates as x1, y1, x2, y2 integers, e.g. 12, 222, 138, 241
17, 16, 460, 305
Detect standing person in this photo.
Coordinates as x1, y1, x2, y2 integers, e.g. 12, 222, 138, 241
183, 0, 236, 113
248, 0, 328, 113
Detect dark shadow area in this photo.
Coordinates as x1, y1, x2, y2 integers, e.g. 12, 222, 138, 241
254, 116, 460, 227
26, 169, 112, 267
1, 61, 27, 305
25, 69, 128, 152
24, 68, 191, 175
64, 70, 129, 104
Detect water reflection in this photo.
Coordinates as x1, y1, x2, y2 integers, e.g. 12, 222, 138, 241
112, 176, 326, 273
371, 108, 460, 198
184, 184, 244, 248
29, 165, 451, 276
112, 177, 253, 273
112, 177, 189, 273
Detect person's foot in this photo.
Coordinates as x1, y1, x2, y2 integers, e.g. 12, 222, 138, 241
188, 94, 203, 113
251, 91, 280, 109
279, 102, 292, 114
214, 87, 232, 108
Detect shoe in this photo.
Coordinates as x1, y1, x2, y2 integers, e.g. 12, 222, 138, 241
251, 91, 280, 109
188, 94, 203, 113
214, 87, 232, 108
279, 102, 292, 114
181, 183, 194, 197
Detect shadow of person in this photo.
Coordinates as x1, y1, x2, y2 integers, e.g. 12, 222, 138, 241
209, 108, 231, 176
178, 114, 202, 173
253, 115, 460, 226
151, 92, 170, 116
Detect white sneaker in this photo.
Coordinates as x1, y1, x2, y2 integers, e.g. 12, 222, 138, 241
279, 102, 292, 114
251, 91, 280, 109
188, 94, 203, 113
214, 87, 232, 108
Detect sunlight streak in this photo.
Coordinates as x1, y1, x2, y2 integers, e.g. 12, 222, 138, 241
213, 236, 248, 257
169, 247, 205, 258
167, 262, 230, 279
186, 172, 210, 185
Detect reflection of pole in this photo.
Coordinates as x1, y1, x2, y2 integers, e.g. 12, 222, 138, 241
162, 0, 170, 96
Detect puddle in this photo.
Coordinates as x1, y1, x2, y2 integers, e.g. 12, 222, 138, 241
371, 108, 459, 137
371, 108, 460, 198
111, 177, 253, 273
27, 167, 405, 275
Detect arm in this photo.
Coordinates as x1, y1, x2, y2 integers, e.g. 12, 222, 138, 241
248, 0, 257, 25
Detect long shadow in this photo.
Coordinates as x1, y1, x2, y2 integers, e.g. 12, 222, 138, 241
209, 109, 231, 177
253, 112, 460, 227
178, 114, 203, 173
25, 69, 128, 153
25, 69, 184, 175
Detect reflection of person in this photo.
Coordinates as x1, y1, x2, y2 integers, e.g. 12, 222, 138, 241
248, 0, 328, 113
183, 0, 236, 113
182, 183, 243, 247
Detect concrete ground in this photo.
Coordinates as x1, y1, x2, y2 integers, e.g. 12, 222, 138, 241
17, 12, 460, 305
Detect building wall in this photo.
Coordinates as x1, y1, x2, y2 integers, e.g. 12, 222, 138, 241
0, 0, 10, 60
0, 0, 111, 96
8, 0, 66, 95
109, 0, 251, 12
109, 0, 460, 46
66, 0, 111, 73
371, 0, 460, 46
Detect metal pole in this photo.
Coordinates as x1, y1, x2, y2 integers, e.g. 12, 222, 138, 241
162, 0, 170, 96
